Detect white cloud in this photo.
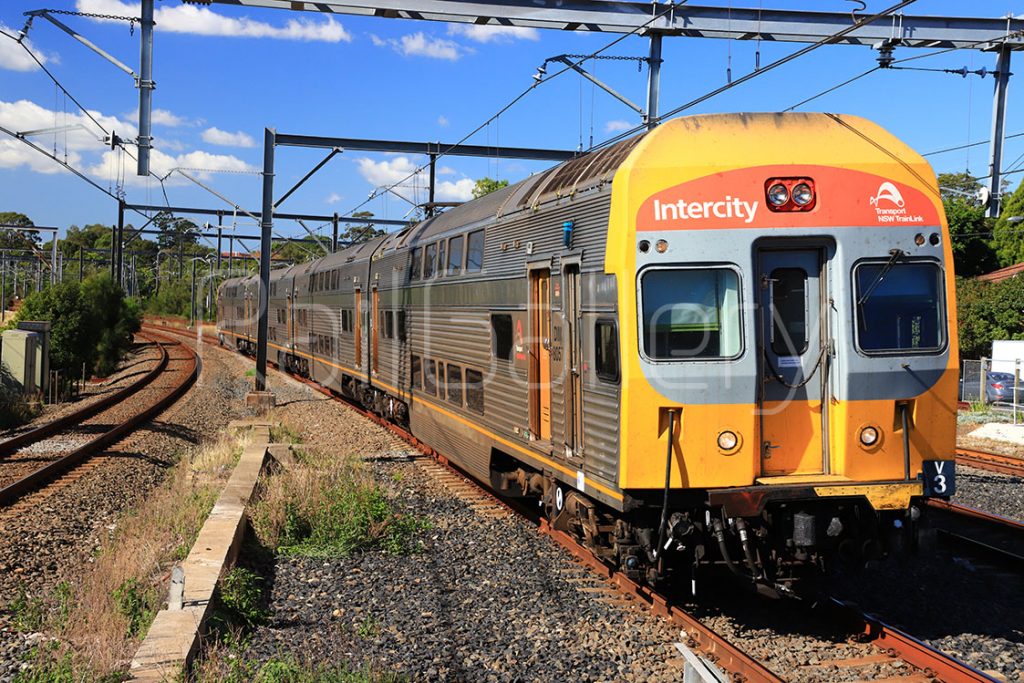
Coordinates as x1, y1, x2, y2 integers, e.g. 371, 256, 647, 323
604, 119, 633, 133
152, 109, 187, 127
326, 192, 342, 205
87, 147, 255, 186
436, 178, 475, 202
446, 24, 539, 44
370, 34, 387, 47
0, 99, 128, 174
0, 24, 60, 72
356, 156, 474, 202
0, 98, 252, 187
437, 115, 449, 127
201, 126, 255, 148
398, 33, 464, 60
77, 0, 352, 42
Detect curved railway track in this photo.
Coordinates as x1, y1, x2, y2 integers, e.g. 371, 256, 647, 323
955, 448, 1024, 477
147, 321, 996, 682
0, 329, 199, 507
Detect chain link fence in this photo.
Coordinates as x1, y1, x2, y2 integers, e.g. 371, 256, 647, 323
960, 357, 1023, 424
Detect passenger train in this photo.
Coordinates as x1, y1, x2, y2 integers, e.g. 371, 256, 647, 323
218, 113, 957, 595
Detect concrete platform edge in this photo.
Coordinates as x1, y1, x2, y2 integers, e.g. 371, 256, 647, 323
128, 424, 272, 682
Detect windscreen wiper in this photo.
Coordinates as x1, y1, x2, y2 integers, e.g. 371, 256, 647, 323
857, 248, 905, 307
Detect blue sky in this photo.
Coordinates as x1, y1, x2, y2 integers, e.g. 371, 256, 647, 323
0, 0, 1021, 246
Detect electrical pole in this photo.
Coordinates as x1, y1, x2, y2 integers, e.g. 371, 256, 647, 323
136, 0, 154, 176
987, 44, 1012, 218
190, 257, 197, 326
645, 33, 663, 130
254, 128, 275, 399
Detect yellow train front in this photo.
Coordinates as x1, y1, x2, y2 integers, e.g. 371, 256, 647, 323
593, 112, 957, 592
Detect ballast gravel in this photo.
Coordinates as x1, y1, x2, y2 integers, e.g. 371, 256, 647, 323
0, 334, 310, 683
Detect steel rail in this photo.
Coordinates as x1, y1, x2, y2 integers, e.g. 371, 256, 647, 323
827, 598, 1001, 683
0, 331, 199, 506
955, 448, 1024, 477
925, 498, 1024, 566
0, 333, 168, 458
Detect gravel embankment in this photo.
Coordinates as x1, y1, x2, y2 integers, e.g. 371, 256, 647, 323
0, 336, 309, 682
234, 393, 692, 683
953, 466, 1024, 522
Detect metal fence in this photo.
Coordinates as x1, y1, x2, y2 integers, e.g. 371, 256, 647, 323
960, 357, 1023, 424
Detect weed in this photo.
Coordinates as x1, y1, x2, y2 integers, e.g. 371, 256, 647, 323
9, 586, 46, 632
215, 567, 268, 629
270, 424, 303, 444
355, 616, 380, 639
51, 582, 74, 629
390, 471, 404, 483
193, 652, 406, 683
111, 578, 155, 639
245, 369, 256, 378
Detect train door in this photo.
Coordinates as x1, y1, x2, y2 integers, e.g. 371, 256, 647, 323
562, 264, 583, 459
354, 288, 363, 368
529, 268, 553, 444
757, 248, 828, 476
371, 287, 380, 376
286, 283, 294, 351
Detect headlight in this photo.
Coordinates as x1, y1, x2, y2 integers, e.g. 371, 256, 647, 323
717, 430, 738, 451
767, 183, 789, 206
791, 183, 814, 206
860, 426, 879, 446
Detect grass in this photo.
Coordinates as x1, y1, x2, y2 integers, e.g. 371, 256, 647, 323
191, 651, 406, 683
212, 567, 269, 630
251, 448, 430, 558
12, 431, 251, 681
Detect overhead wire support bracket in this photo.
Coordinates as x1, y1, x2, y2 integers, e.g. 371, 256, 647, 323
274, 147, 342, 209
538, 54, 645, 116
24, 10, 138, 78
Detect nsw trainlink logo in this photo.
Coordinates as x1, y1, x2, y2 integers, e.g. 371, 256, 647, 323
869, 181, 924, 224
652, 196, 759, 224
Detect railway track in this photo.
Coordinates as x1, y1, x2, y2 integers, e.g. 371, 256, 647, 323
148, 321, 998, 682
0, 329, 199, 507
926, 498, 1024, 567
955, 447, 1024, 477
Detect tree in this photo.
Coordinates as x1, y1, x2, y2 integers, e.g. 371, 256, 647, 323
472, 177, 509, 199
0, 212, 42, 252
955, 275, 1024, 360
153, 212, 200, 250
937, 172, 983, 201
992, 180, 1024, 267
944, 197, 997, 276
15, 274, 140, 377
340, 211, 385, 244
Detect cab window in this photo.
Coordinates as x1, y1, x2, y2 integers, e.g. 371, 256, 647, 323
855, 261, 944, 353
640, 267, 742, 360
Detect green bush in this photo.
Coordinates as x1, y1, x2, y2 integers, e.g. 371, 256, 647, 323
215, 567, 268, 629
277, 480, 429, 558
0, 363, 39, 428
15, 274, 140, 378
111, 578, 156, 639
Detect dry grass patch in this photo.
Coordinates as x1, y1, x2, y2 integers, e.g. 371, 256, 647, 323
15, 430, 252, 681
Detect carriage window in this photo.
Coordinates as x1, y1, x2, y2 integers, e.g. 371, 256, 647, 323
465, 368, 484, 413
341, 309, 353, 333
332, 269, 339, 290
641, 268, 742, 360
411, 247, 422, 280
424, 243, 437, 279
437, 241, 446, 279
446, 364, 463, 406
491, 314, 513, 361
595, 319, 620, 382
447, 235, 464, 275
424, 360, 438, 396
385, 311, 395, 340
770, 268, 808, 355
411, 354, 422, 390
855, 262, 944, 353
466, 230, 484, 272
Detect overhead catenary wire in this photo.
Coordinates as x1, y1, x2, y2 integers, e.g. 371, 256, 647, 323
336, 1, 684, 222
594, 0, 918, 151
